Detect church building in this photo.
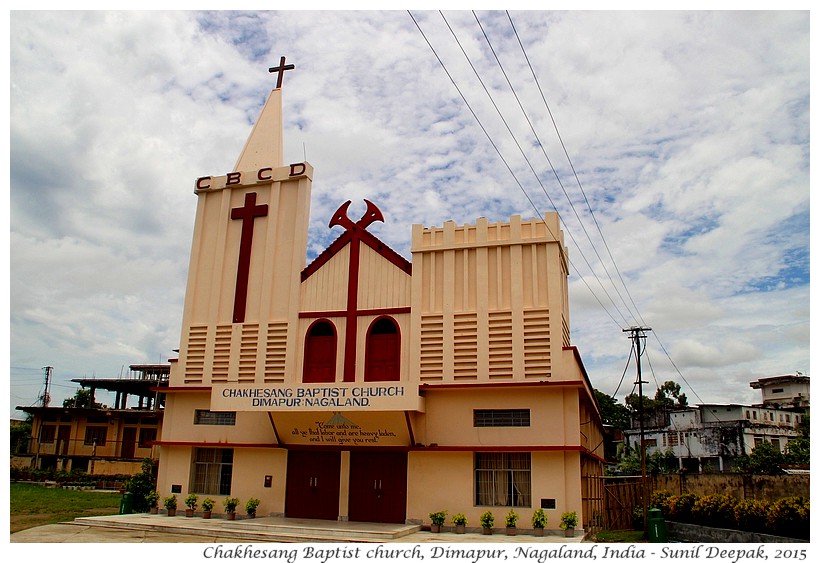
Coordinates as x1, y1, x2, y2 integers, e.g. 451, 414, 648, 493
155, 61, 604, 532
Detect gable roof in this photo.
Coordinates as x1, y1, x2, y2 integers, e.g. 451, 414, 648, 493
301, 227, 412, 282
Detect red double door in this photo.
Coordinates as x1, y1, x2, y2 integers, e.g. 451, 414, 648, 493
284, 451, 407, 524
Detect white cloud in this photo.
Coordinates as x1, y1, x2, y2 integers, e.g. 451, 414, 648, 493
9, 10, 809, 415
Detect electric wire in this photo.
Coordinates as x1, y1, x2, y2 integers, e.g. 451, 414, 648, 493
475, 10, 639, 327
503, 11, 709, 406
506, 10, 646, 328
436, 10, 630, 327
408, 10, 625, 329
411, 11, 711, 409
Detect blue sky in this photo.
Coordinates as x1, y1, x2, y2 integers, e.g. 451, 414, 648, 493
8, 9, 810, 418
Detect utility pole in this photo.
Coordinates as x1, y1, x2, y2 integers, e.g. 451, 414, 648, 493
624, 327, 651, 536
39, 366, 53, 407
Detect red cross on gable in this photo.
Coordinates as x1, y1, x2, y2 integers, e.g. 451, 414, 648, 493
330, 200, 384, 382
231, 192, 268, 323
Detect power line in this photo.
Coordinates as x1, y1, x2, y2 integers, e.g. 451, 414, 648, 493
423, 10, 631, 328
475, 10, 638, 327
409, 10, 626, 329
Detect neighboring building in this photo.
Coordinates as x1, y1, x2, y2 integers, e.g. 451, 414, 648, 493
623, 376, 808, 473
750, 374, 810, 409
14, 364, 168, 475
155, 75, 604, 531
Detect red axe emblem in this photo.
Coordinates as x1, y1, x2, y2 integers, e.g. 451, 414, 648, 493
329, 199, 384, 231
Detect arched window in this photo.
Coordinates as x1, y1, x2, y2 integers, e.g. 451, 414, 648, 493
303, 320, 337, 383
365, 317, 400, 382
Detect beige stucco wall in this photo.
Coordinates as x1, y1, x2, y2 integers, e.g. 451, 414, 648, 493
406, 450, 584, 531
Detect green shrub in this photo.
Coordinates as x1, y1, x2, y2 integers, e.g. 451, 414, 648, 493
650, 490, 673, 511
767, 497, 809, 540
734, 498, 770, 535
691, 494, 738, 529
666, 493, 698, 523
660, 491, 809, 540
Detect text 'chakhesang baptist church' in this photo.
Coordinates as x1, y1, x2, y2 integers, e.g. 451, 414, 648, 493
155, 58, 605, 532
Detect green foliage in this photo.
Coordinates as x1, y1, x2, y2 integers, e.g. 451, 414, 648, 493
201, 498, 215, 512
429, 510, 446, 525
184, 493, 198, 510
691, 494, 738, 529
505, 509, 519, 527
163, 494, 177, 510
145, 490, 160, 508
451, 513, 467, 526
560, 511, 578, 530
245, 497, 260, 515
125, 458, 156, 512
784, 435, 810, 465
733, 498, 770, 534
531, 508, 548, 528
655, 491, 809, 540
10, 421, 32, 454
767, 497, 810, 539
664, 493, 698, 523
479, 510, 494, 528
733, 441, 786, 475
62, 388, 103, 409
624, 380, 688, 419
615, 447, 678, 475
223, 497, 240, 512
593, 389, 631, 430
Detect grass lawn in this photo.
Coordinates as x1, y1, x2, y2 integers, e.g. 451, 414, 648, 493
10, 483, 123, 534
592, 529, 647, 542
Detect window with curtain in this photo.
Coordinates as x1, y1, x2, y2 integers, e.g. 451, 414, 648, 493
190, 448, 233, 495
365, 317, 400, 382
474, 452, 531, 507
303, 320, 337, 383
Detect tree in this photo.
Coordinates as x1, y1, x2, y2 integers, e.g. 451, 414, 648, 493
10, 420, 32, 454
593, 389, 631, 430
624, 380, 688, 414
62, 388, 102, 409
613, 446, 677, 476
654, 381, 688, 408
734, 441, 785, 475
784, 414, 810, 466
126, 458, 157, 512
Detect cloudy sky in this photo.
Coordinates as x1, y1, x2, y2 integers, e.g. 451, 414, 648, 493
8, 9, 810, 419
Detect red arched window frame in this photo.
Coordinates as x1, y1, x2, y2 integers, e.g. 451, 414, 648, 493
303, 319, 337, 383
364, 317, 400, 382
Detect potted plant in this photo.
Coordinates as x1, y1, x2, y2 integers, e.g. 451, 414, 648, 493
560, 511, 578, 537
201, 498, 215, 519
505, 509, 519, 536
145, 490, 160, 514
428, 510, 446, 533
480, 510, 494, 535
532, 508, 548, 537
223, 497, 240, 520
452, 513, 467, 534
163, 494, 177, 517
245, 497, 261, 518
184, 493, 199, 517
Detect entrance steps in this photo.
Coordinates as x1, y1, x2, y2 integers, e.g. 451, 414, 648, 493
70, 513, 422, 543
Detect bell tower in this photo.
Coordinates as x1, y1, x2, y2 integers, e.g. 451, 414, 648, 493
171, 59, 312, 387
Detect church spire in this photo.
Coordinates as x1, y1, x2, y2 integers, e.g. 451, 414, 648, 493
232, 57, 296, 172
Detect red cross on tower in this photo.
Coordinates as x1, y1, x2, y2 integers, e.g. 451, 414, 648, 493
231, 192, 268, 323
268, 55, 295, 89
